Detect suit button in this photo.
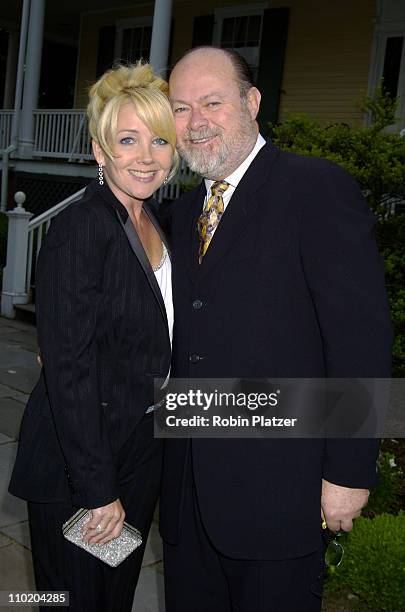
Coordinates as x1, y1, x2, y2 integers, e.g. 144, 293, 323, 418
192, 299, 203, 310
189, 354, 202, 363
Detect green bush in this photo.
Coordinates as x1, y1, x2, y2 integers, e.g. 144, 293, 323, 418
325, 513, 405, 611
270, 88, 405, 214
376, 215, 405, 376
366, 451, 403, 516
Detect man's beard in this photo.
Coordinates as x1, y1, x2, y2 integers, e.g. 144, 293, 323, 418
177, 110, 256, 179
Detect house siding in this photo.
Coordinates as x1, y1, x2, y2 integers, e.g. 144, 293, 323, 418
276, 0, 375, 125
74, 0, 376, 126
75, 4, 154, 108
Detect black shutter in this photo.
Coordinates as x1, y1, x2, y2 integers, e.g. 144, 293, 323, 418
256, 8, 290, 132
192, 15, 215, 47
96, 26, 116, 77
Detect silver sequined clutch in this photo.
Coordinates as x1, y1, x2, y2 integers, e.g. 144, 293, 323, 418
62, 508, 142, 568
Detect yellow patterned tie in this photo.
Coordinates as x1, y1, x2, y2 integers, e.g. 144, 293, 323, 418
197, 181, 229, 264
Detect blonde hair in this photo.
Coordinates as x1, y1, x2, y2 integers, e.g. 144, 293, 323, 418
87, 62, 179, 180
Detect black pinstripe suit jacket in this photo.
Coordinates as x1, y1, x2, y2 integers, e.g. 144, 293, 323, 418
9, 180, 171, 508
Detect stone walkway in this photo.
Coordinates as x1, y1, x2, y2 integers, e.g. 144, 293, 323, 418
0, 317, 164, 611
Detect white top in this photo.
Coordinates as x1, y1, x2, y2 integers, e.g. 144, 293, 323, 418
203, 133, 267, 222
154, 243, 174, 348
154, 244, 173, 389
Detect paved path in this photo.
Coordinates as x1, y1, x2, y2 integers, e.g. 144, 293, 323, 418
0, 317, 164, 611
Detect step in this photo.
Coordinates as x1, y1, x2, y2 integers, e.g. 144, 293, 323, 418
14, 303, 36, 325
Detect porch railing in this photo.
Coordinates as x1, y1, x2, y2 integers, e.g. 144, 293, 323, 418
26, 189, 86, 296
1, 161, 199, 317
0, 109, 92, 161
24, 163, 195, 293
33, 110, 92, 161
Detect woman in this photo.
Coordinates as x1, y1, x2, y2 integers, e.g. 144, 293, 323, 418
9, 62, 178, 611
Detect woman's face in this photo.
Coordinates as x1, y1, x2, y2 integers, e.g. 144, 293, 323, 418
93, 103, 173, 208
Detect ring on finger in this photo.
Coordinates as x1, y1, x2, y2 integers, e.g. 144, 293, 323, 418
95, 523, 104, 533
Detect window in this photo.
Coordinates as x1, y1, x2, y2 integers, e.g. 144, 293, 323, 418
115, 18, 152, 64
121, 25, 152, 62
213, 5, 266, 81
382, 36, 404, 98
368, 1, 405, 129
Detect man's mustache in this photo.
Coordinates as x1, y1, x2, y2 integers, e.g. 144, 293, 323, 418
183, 129, 221, 142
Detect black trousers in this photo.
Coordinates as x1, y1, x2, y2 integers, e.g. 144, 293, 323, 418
163, 451, 324, 612
28, 411, 162, 612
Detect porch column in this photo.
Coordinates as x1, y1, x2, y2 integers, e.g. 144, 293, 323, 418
3, 30, 19, 109
150, 0, 173, 77
18, 0, 45, 159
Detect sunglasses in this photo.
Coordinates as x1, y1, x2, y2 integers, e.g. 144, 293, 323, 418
322, 520, 344, 569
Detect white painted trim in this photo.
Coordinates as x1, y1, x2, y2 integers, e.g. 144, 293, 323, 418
374, 21, 405, 33
367, 32, 384, 97
29, 188, 86, 230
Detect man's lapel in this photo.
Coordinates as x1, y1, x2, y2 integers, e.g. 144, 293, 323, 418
195, 143, 280, 281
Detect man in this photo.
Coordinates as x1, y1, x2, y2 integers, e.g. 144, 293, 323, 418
160, 47, 392, 611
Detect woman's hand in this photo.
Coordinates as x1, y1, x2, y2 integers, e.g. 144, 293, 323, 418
82, 499, 125, 545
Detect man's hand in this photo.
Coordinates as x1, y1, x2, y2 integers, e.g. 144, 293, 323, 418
321, 479, 369, 532
82, 499, 125, 545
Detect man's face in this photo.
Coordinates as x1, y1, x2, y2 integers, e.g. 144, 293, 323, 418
169, 51, 260, 180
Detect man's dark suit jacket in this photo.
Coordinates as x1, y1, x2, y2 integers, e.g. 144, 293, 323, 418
160, 142, 393, 560
9, 181, 171, 510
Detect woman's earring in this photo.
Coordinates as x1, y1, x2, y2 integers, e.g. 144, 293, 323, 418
98, 163, 104, 186
163, 176, 168, 185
